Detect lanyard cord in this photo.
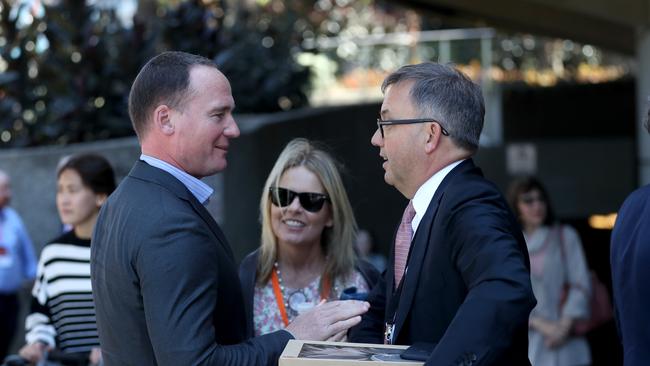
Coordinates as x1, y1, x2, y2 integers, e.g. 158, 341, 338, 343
271, 270, 332, 327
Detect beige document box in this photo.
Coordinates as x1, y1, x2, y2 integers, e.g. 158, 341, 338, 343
279, 340, 425, 366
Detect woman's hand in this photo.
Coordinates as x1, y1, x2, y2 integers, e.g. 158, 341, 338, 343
530, 317, 573, 348
89, 347, 102, 365
529, 317, 554, 336
544, 318, 573, 348
18, 342, 49, 363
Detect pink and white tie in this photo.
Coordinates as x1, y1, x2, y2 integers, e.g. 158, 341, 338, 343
394, 201, 416, 288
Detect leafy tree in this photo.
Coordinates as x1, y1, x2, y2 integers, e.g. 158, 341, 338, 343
0, 0, 154, 147
159, 0, 309, 112
0, 0, 407, 147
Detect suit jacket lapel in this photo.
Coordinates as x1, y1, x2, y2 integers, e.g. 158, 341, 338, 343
129, 161, 233, 260
186, 194, 233, 259
392, 193, 442, 337
386, 223, 399, 299
392, 159, 476, 339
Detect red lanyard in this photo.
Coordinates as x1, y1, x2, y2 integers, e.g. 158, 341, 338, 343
271, 270, 331, 327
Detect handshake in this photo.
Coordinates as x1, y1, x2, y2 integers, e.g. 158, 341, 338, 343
285, 287, 370, 342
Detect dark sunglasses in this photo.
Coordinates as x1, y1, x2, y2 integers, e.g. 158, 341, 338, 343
269, 187, 330, 213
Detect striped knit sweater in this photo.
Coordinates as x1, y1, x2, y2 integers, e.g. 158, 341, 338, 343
25, 230, 99, 353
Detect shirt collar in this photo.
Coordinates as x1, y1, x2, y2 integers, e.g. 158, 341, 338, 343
410, 159, 465, 234
140, 154, 214, 205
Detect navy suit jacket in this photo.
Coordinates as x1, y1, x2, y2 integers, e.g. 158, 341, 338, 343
611, 184, 650, 366
350, 159, 536, 366
91, 161, 291, 366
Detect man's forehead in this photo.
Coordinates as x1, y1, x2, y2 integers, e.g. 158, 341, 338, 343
187, 66, 234, 102
381, 81, 415, 115
208, 97, 235, 111
189, 64, 228, 85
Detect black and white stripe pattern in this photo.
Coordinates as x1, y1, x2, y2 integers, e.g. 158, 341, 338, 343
25, 231, 99, 353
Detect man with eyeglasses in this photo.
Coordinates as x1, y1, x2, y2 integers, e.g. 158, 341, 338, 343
91, 51, 369, 366
610, 111, 650, 366
349, 62, 536, 366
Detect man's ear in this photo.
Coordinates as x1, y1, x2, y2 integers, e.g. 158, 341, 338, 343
424, 122, 442, 154
153, 105, 174, 135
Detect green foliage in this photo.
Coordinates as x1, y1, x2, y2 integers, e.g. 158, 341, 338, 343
0, 0, 312, 147
0, 0, 396, 147
0, 0, 154, 147
159, 0, 309, 112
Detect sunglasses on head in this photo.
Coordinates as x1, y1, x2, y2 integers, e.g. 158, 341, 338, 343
269, 187, 330, 213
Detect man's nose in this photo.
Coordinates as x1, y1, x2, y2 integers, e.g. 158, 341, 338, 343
227, 117, 240, 138
370, 128, 382, 147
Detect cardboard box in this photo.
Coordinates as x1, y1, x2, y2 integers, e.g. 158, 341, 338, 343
279, 340, 424, 366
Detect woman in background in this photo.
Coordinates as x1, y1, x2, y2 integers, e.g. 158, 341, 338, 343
19, 153, 115, 366
508, 177, 591, 366
239, 138, 378, 336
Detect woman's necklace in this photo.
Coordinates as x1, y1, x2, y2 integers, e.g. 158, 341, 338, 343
271, 261, 333, 326
277, 262, 309, 312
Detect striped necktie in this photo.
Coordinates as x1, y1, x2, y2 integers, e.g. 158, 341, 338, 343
394, 201, 416, 288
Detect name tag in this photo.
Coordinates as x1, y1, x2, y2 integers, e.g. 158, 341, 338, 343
0, 245, 12, 268
384, 322, 395, 345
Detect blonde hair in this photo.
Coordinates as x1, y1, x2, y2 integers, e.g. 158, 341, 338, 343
257, 138, 358, 287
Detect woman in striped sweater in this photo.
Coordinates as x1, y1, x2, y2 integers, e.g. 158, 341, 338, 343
18, 153, 115, 365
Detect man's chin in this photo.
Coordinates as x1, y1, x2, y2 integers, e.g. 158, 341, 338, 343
383, 172, 394, 186
192, 163, 226, 178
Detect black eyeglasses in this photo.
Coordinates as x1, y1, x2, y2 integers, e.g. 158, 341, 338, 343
269, 187, 330, 213
376, 118, 450, 139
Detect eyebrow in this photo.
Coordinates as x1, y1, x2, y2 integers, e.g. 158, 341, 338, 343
208, 104, 234, 115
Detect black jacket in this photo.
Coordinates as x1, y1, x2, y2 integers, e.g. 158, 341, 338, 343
349, 159, 536, 366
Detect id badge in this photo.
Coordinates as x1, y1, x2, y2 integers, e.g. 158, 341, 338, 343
0, 245, 12, 268
384, 322, 395, 345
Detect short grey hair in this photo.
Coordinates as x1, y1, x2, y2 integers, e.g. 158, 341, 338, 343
382, 62, 485, 152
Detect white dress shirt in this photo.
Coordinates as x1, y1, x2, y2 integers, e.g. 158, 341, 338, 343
410, 159, 465, 237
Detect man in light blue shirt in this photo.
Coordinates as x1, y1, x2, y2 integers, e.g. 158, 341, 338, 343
91, 51, 368, 366
0, 170, 37, 361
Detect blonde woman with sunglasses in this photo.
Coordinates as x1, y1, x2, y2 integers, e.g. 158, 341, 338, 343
239, 138, 379, 337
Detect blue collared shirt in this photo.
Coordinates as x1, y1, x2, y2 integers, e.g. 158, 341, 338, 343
0, 206, 37, 294
140, 154, 214, 205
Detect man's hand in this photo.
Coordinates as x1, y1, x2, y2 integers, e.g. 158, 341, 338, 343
286, 300, 369, 341
18, 342, 49, 363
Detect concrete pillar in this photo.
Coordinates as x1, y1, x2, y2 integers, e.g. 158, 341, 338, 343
637, 27, 650, 185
